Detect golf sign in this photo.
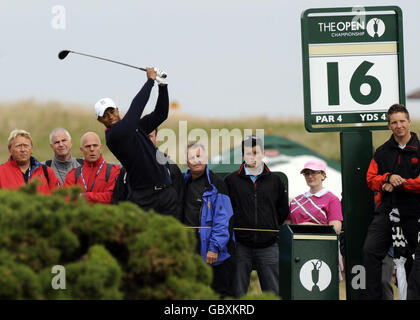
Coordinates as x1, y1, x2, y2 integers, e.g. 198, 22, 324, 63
301, 6, 405, 132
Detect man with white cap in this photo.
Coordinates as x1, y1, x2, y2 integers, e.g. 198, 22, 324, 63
95, 67, 178, 216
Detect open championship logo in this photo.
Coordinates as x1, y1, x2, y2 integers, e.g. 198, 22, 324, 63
366, 18, 385, 38
299, 259, 332, 292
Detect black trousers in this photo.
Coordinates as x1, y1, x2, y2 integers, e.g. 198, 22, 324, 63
362, 212, 420, 299
129, 185, 179, 217
211, 257, 235, 298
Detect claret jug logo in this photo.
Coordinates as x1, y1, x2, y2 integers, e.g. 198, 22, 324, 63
299, 259, 332, 292
366, 18, 385, 38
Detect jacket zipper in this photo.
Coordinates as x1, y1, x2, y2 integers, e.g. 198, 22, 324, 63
253, 181, 257, 244
199, 200, 204, 232
195, 199, 205, 255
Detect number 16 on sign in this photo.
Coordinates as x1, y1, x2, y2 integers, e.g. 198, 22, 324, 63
301, 7, 405, 132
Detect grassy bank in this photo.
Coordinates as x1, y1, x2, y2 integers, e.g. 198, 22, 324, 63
1, 100, 419, 165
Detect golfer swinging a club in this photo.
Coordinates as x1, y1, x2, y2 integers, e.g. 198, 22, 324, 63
96, 67, 178, 216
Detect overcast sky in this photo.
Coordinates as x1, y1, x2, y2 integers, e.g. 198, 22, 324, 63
1, 0, 420, 118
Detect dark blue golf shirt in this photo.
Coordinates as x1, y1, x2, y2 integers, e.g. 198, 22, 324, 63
105, 78, 171, 190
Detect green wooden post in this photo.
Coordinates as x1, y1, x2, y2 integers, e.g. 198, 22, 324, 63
340, 131, 374, 300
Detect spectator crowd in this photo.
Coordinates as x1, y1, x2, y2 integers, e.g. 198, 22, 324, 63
0, 69, 418, 300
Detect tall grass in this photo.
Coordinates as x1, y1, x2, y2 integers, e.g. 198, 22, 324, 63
1, 100, 419, 164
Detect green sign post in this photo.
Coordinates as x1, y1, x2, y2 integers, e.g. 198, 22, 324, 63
301, 6, 405, 299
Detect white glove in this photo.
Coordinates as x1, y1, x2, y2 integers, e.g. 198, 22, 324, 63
156, 75, 167, 85
154, 67, 168, 85
154, 67, 167, 78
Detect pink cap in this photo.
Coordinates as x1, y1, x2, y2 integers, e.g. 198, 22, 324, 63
300, 159, 327, 174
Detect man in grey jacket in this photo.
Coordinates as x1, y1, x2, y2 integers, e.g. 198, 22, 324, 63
44, 128, 82, 185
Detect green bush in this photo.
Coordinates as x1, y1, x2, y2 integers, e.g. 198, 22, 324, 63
0, 250, 43, 299
0, 184, 217, 299
41, 245, 123, 300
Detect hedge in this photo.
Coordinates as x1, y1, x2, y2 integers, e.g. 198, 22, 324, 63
0, 182, 217, 299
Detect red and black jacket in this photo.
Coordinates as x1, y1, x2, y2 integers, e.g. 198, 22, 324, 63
0, 156, 59, 194
367, 132, 420, 217
224, 162, 289, 248
63, 155, 120, 204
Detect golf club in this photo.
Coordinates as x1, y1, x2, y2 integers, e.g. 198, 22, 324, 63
58, 50, 167, 78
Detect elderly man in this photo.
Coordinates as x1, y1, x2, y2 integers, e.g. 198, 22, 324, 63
44, 127, 83, 185
64, 132, 120, 204
95, 67, 178, 215
0, 129, 59, 193
183, 141, 235, 297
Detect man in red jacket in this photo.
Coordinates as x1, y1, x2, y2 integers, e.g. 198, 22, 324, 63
0, 129, 59, 193
64, 131, 120, 204
364, 104, 420, 299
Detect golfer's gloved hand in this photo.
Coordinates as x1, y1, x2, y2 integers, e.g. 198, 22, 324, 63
153, 67, 167, 78
154, 67, 168, 85
156, 76, 167, 85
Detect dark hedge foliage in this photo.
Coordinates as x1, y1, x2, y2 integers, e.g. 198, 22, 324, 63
0, 183, 218, 299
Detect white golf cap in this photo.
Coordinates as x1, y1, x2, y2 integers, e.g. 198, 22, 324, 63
94, 97, 116, 117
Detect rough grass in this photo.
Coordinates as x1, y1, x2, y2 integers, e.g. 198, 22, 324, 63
2, 99, 420, 164
0, 101, 346, 161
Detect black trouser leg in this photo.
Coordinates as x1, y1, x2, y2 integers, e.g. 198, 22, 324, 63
211, 257, 235, 298
362, 213, 392, 300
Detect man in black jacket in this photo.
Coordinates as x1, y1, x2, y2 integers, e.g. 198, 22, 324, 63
224, 135, 289, 297
364, 104, 420, 299
96, 67, 178, 216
